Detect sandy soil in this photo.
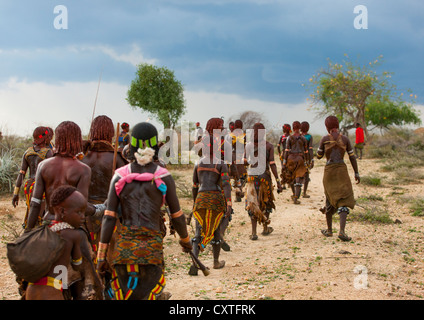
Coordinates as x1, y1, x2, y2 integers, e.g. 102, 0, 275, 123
1, 157, 423, 300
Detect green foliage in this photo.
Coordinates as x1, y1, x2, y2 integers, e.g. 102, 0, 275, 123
126, 63, 186, 129
351, 197, 393, 224
0, 144, 21, 194
366, 96, 421, 132
409, 198, 424, 217
306, 54, 417, 136
360, 174, 382, 186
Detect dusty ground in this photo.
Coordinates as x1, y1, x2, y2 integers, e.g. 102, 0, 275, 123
1, 157, 423, 300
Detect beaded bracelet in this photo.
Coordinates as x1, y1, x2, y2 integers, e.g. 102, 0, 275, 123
97, 242, 109, 262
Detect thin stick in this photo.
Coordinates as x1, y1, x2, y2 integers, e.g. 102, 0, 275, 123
189, 251, 210, 276
112, 122, 120, 174
89, 68, 103, 139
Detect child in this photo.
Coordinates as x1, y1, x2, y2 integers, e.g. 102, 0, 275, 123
25, 185, 85, 300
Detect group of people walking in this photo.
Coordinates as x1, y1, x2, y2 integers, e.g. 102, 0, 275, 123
7, 114, 360, 300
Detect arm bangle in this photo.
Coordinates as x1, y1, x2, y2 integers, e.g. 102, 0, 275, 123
180, 235, 190, 243
71, 257, 83, 266
104, 210, 117, 218
171, 210, 184, 219
14, 187, 20, 195
97, 242, 109, 261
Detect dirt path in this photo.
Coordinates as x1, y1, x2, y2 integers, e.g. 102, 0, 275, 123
1, 158, 424, 300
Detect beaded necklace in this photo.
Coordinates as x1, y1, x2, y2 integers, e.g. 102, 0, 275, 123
49, 220, 75, 233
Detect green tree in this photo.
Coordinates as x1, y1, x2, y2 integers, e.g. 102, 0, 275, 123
127, 63, 186, 129
366, 96, 421, 133
306, 55, 418, 137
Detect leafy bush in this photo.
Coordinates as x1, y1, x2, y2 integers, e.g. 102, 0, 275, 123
361, 175, 382, 186
367, 128, 424, 162
0, 132, 29, 194
410, 198, 424, 217
0, 146, 21, 193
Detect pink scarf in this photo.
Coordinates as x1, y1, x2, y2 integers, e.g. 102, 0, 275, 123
114, 164, 170, 205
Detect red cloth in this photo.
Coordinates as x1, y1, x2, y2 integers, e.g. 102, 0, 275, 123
355, 127, 364, 144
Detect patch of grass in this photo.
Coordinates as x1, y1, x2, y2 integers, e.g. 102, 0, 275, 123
360, 175, 382, 187
394, 195, 424, 216
389, 168, 424, 185
367, 129, 424, 171
357, 195, 384, 202
350, 206, 393, 224
0, 216, 23, 243
0, 146, 21, 194
409, 198, 424, 217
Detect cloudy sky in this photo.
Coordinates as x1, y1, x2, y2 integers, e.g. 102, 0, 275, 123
1, 0, 423, 137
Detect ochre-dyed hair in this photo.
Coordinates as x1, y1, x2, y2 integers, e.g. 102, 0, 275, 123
325, 116, 339, 132
54, 121, 83, 157
300, 121, 310, 133
33, 126, 49, 145
205, 118, 223, 136
282, 123, 291, 134
90, 115, 115, 142
234, 120, 243, 129
204, 117, 223, 157
292, 121, 301, 131
50, 185, 77, 207
46, 127, 54, 139
253, 122, 265, 142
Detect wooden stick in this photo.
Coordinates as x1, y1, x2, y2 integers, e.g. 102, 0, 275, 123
189, 251, 210, 276
89, 68, 103, 140
112, 122, 120, 174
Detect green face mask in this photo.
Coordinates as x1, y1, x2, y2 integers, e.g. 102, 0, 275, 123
131, 135, 158, 149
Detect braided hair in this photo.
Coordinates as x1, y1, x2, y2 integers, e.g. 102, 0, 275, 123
292, 121, 301, 131
282, 123, 291, 135
203, 117, 224, 157
300, 121, 310, 134
33, 126, 49, 146
234, 119, 243, 130
253, 122, 265, 143
54, 121, 83, 157
90, 115, 114, 142
325, 116, 339, 133
50, 185, 77, 207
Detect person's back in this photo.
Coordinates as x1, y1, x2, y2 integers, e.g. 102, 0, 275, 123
83, 149, 126, 201
118, 161, 166, 231
38, 156, 91, 221
196, 159, 224, 193
287, 133, 308, 156
319, 131, 352, 165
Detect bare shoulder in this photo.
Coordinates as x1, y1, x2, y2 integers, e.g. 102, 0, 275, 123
319, 135, 330, 143
341, 134, 350, 142
76, 159, 91, 172
36, 156, 55, 170
59, 228, 81, 243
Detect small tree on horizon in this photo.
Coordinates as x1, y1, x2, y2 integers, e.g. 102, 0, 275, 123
306, 54, 419, 137
126, 63, 186, 129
